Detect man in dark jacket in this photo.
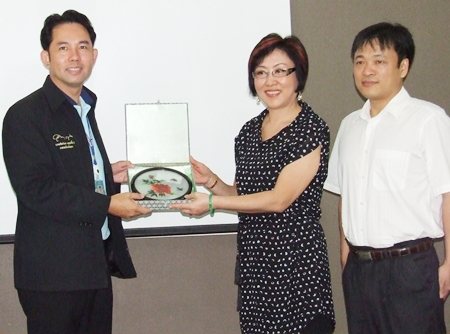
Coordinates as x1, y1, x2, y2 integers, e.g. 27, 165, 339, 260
2, 9, 151, 333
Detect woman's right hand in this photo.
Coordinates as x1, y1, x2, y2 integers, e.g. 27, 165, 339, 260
190, 156, 215, 186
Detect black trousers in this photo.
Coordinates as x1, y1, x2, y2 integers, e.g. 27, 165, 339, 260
18, 284, 113, 334
342, 246, 446, 334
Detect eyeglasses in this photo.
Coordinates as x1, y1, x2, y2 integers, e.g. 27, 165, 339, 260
252, 67, 296, 79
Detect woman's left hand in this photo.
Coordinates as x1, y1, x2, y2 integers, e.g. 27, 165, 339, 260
170, 192, 210, 216
111, 160, 134, 183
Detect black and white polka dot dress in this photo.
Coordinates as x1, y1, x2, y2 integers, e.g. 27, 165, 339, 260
234, 101, 335, 333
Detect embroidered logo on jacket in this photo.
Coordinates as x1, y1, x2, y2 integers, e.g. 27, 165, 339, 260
53, 134, 75, 150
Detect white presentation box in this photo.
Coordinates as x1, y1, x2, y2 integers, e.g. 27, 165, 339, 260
125, 102, 195, 211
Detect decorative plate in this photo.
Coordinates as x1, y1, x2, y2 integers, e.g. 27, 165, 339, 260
131, 167, 193, 200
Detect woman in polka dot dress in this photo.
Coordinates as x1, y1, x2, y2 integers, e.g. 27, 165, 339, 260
172, 33, 335, 333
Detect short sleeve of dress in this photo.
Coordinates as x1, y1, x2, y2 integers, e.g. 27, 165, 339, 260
283, 104, 330, 167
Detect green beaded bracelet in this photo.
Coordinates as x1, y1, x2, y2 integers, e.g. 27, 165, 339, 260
209, 193, 215, 216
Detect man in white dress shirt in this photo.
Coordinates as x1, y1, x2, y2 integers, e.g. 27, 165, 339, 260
325, 22, 450, 333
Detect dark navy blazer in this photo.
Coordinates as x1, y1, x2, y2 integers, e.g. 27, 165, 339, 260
2, 76, 136, 291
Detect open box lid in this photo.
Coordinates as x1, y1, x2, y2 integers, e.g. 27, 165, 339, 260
125, 103, 190, 165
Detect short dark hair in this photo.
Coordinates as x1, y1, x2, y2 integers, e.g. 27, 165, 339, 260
351, 22, 415, 69
40, 10, 96, 51
248, 33, 309, 97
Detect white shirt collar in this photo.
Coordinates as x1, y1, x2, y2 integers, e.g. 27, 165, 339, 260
359, 87, 410, 121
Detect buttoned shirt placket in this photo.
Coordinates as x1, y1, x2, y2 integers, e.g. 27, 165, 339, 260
358, 110, 383, 245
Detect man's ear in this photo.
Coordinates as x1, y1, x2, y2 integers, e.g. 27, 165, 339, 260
400, 58, 410, 79
41, 50, 50, 68
93, 48, 98, 65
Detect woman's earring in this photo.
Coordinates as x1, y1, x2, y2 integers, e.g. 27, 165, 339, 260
256, 97, 260, 105
297, 93, 303, 101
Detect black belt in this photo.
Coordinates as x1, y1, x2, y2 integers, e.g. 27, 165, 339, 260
349, 239, 433, 261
